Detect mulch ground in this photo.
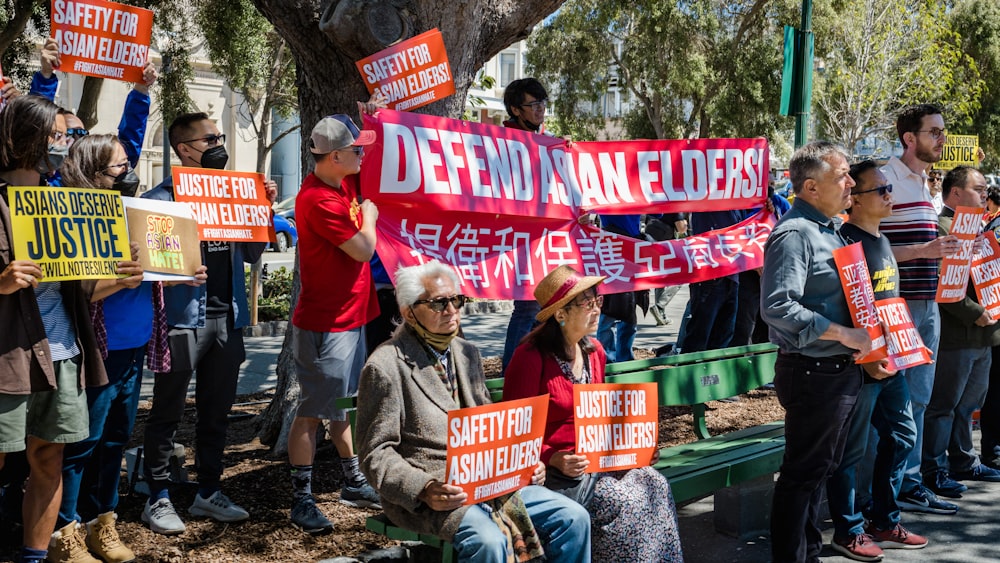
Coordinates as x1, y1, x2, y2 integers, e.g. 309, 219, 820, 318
0, 350, 783, 562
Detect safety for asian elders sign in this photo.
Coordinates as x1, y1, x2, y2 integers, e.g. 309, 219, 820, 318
51, 0, 154, 83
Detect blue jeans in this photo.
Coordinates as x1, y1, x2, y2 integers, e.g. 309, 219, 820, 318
923, 347, 991, 475
453, 485, 591, 563
597, 315, 637, 363
59, 346, 145, 526
503, 300, 540, 371
682, 277, 737, 353
899, 299, 940, 494
827, 375, 915, 538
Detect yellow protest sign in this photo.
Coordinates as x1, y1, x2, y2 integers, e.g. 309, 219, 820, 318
935, 134, 979, 170
9, 186, 130, 281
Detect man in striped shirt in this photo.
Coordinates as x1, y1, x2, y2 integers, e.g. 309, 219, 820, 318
879, 104, 962, 514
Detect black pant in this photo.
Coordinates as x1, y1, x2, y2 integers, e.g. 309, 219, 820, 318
981, 346, 1000, 464
365, 288, 400, 357
143, 316, 244, 493
771, 353, 862, 563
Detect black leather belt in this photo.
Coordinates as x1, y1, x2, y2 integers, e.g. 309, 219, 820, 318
778, 351, 853, 368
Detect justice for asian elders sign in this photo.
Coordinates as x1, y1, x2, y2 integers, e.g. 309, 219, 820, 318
446, 395, 548, 504
356, 29, 454, 112
574, 383, 658, 473
9, 186, 130, 281
50, 0, 154, 83
170, 167, 274, 243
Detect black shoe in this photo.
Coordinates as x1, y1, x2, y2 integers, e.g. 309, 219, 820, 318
290, 495, 333, 535
897, 486, 958, 515
954, 464, 1000, 482
925, 470, 968, 498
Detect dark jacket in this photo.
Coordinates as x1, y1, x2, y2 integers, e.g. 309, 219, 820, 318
937, 207, 1000, 349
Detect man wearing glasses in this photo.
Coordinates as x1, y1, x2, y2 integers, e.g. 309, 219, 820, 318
140, 112, 277, 535
879, 105, 963, 515
825, 161, 927, 560
286, 114, 382, 535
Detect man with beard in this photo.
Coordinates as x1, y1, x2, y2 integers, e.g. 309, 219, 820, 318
878, 105, 962, 514
140, 113, 277, 534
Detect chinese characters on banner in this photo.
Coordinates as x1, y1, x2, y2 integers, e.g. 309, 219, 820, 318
446, 395, 548, 505
574, 383, 658, 473
971, 232, 1000, 319
50, 0, 154, 83
361, 109, 775, 298
937, 206, 984, 303
355, 29, 454, 112
833, 243, 931, 371
170, 167, 275, 243
9, 186, 130, 281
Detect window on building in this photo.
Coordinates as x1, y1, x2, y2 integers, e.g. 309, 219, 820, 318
500, 53, 516, 87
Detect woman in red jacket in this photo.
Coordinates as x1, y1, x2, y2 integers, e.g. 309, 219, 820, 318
503, 265, 683, 562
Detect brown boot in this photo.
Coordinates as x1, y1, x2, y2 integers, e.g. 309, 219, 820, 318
46, 521, 100, 563
85, 512, 136, 563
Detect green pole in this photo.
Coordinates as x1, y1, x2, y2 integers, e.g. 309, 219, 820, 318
794, 0, 814, 148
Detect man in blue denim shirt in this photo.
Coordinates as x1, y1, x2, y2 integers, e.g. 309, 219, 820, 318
140, 112, 276, 535
761, 141, 872, 563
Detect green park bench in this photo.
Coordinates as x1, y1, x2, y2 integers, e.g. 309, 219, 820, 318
335, 342, 782, 559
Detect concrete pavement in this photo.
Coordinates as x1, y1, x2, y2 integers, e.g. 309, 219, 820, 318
179, 286, 1000, 561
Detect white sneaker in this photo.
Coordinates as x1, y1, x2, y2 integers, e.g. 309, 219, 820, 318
189, 490, 250, 522
142, 498, 186, 535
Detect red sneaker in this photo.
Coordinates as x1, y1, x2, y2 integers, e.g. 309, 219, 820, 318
866, 523, 929, 549
831, 533, 885, 562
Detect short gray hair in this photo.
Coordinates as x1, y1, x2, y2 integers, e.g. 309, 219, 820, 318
395, 260, 462, 308
789, 141, 850, 194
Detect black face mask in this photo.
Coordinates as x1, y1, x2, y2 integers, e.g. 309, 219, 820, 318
112, 169, 141, 197
200, 146, 229, 169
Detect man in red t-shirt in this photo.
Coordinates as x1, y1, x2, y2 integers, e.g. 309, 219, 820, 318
287, 114, 381, 534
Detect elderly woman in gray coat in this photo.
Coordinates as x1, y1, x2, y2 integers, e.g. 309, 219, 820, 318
356, 260, 591, 563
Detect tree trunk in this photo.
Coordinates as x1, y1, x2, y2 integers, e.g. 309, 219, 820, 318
256, 248, 301, 455
250, 0, 567, 454
0, 0, 40, 57
76, 76, 105, 129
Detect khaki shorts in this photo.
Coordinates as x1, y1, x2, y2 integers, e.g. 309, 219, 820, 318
0, 355, 90, 452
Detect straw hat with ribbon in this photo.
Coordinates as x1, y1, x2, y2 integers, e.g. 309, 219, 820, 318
533, 265, 606, 322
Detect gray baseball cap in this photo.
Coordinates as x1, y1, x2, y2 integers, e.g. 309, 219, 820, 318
309, 114, 376, 154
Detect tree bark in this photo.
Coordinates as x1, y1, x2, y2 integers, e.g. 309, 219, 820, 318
250, 0, 566, 452
76, 76, 105, 130
0, 0, 40, 57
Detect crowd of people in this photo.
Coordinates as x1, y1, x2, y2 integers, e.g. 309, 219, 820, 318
2, 34, 998, 563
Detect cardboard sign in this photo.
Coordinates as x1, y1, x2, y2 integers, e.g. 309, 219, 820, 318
937, 206, 983, 303
9, 186, 129, 280
574, 383, 658, 473
875, 298, 932, 371
356, 29, 455, 112
446, 395, 548, 504
935, 134, 980, 170
971, 232, 1000, 319
170, 167, 274, 242
123, 197, 200, 281
833, 243, 888, 363
50, 0, 154, 83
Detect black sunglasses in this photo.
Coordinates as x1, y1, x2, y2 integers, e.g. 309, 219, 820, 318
180, 133, 226, 146
66, 128, 89, 138
413, 295, 466, 313
852, 184, 892, 197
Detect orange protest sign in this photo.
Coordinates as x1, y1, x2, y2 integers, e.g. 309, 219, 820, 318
574, 383, 658, 473
937, 206, 983, 303
446, 395, 548, 505
833, 243, 888, 364
170, 167, 274, 243
875, 298, 931, 371
51, 0, 154, 83
971, 232, 1000, 319
355, 28, 455, 112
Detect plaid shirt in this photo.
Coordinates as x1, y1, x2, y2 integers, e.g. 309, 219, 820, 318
88, 301, 108, 360
147, 281, 171, 373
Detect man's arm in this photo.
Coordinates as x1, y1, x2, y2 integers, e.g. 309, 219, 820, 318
339, 200, 378, 262
28, 38, 60, 100
892, 235, 960, 263
117, 61, 157, 167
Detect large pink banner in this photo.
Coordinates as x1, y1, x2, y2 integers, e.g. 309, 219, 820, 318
359, 110, 774, 299
361, 110, 769, 218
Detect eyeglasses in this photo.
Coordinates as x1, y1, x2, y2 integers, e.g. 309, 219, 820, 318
50, 130, 66, 143
916, 128, 947, 140
181, 133, 226, 147
928, 176, 943, 184
852, 184, 893, 197
414, 295, 466, 313
568, 294, 603, 311
339, 146, 364, 156
520, 100, 547, 110
101, 161, 131, 177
